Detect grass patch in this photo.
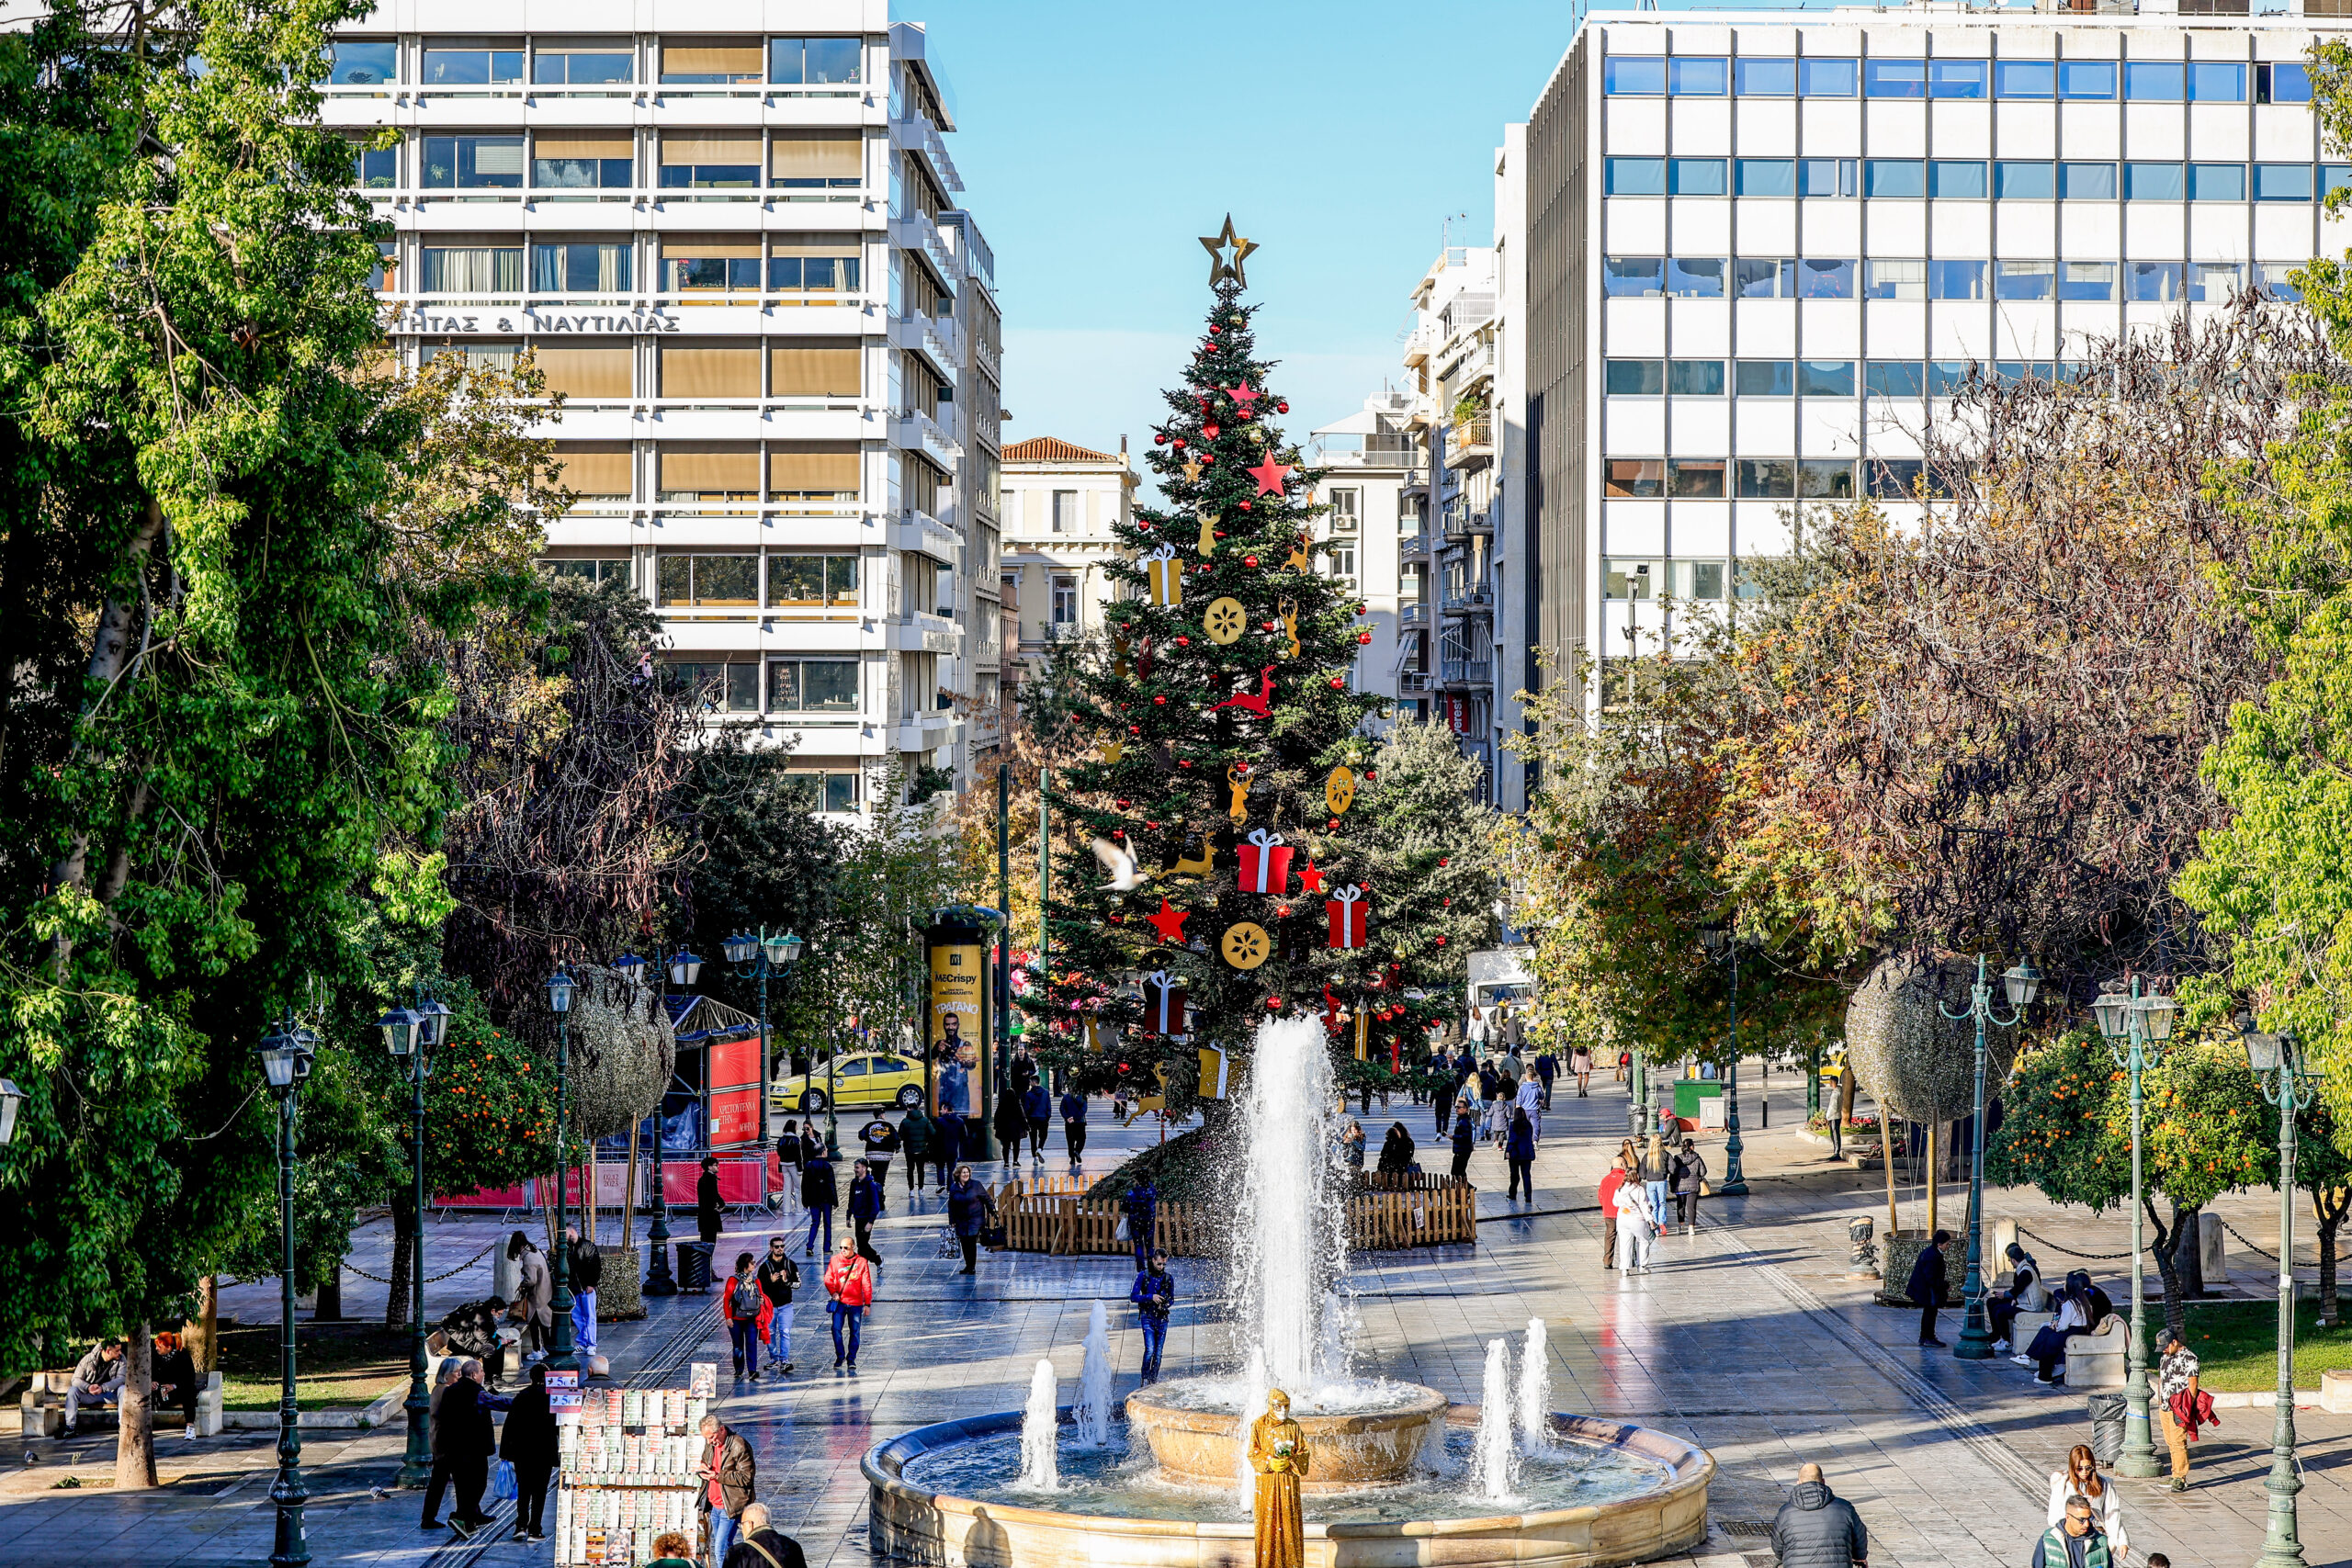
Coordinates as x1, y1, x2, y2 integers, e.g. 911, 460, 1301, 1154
214, 1318, 413, 1412
2139, 1297, 2352, 1393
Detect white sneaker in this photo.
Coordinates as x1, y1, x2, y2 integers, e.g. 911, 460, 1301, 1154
2010, 1355, 2035, 1367
1993, 1340, 2011, 1353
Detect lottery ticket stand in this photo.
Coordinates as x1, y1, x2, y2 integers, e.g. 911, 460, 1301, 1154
554, 1362, 718, 1566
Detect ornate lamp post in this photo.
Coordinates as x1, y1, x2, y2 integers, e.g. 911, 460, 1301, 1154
1698, 925, 1749, 1195
2241, 1015, 2317, 1568
377, 992, 448, 1488
545, 967, 579, 1371
2090, 976, 2178, 1479
257, 1014, 321, 1568
1938, 955, 2039, 1360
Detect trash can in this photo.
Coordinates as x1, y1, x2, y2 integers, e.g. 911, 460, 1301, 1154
2086, 1391, 2128, 1465
675, 1240, 715, 1293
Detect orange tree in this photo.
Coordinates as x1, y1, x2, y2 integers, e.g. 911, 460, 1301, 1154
415, 1027, 560, 1197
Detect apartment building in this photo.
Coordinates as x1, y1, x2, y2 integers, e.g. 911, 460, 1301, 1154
999, 435, 1136, 682
1306, 393, 1416, 717
322, 0, 1000, 815
1521, 0, 2352, 696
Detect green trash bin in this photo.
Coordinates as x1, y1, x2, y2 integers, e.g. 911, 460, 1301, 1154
1671, 1079, 1724, 1122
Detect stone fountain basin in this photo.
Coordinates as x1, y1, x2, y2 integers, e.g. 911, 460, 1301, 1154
863, 1405, 1714, 1568
1125, 1383, 1452, 1495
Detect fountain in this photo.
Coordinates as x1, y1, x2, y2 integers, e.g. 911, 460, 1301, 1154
1077, 1303, 1114, 1449
865, 1015, 1714, 1568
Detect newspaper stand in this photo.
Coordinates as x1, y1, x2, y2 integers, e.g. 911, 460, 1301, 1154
553, 1362, 718, 1566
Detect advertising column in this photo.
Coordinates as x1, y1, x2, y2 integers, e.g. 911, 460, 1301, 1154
926, 915, 995, 1162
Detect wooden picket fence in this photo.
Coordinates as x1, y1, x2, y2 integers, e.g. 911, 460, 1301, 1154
994, 1179, 1475, 1258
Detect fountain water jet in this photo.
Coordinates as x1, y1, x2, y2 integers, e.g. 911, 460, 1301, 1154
1234, 1017, 1345, 1393
1473, 1338, 1519, 1502
1519, 1318, 1554, 1457
1077, 1301, 1114, 1448
1016, 1359, 1058, 1492
1233, 1349, 1270, 1506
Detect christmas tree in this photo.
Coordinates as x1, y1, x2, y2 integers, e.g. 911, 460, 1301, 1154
1026, 226, 1390, 1116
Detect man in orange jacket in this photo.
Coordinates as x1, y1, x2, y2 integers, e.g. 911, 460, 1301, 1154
823, 1235, 875, 1371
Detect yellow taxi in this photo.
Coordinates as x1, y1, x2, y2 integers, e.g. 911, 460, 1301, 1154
771, 1052, 927, 1113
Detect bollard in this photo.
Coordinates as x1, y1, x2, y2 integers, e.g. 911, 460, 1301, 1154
1849, 1216, 1878, 1275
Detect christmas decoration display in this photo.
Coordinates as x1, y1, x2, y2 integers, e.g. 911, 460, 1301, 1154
1326, 766, 1356, 815
1204, 596, 1248, 645
1208, 666, 1276, 717
1221, 921, 1271, 970
1198, 213, 1259, 288
1299, 859, 1326, 895
1327, 885, 1368, 949
1146, 898, 1190, 944
1197, 513, 1219, 556
1144, 544, 1183, 605
1226, 764, 1253, 823
1170, 840, 1216, 878
1238, 829, 1294, 895
1142, 970, 1190, 1035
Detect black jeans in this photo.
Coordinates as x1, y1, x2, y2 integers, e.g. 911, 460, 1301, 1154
1451, 1145, 1472, 1182
865, 1156, 891, 1193
1507, 1157, 1532, 1200
1027, 1118, 1050, 1159
1918, 1302, 1941, 1343
423, 1455, 490, 1525
513, 1462, 550, 1534
854, 1217, 882, 1265
958, 1233, 978, 1271
1066, 1121, 1087, 1162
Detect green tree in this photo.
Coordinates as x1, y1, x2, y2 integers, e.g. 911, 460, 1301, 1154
674, 742, 844, 1026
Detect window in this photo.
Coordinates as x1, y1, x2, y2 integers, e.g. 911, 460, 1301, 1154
1666, 258, 1726, 298
657, 554, 758, 607
2129, 262, 2186, 302
2060, 61, 2117, 100
1864, 60, 1928, 99
1669, 560, 1727, 599
322, 41, 396, 85
766, 554, 861, 607
1734, 258, 1791, 298
1796, 360, 1855, 397
1736, 458, 1794, 499
1996, 259, 2055, 300
1051, 490, 1078, 533
1929, 60, 1988, 99
552, 446, 632, 499
2189, 62, 2246, 102
421, 135, 525, 189
1867, 459, 1928, 501
768, 659, 860, 713
1668, 359, 1725, 396
1866, 160, 1926, 199
1050, 574, 1079, 626
2258, 62, 2313, 105
1927, 360, 1973, 397
1800, 158, 1859, 197
2125, 163, 2184, 201
1736, 360, 1795, 396
1668, 158, 1725, 195
770, 340, 861, 397
1329, 544, 1357, 580
1930, 161, 1987, 199
659, 447, 760, 502
1670, 57, 1728, 95
2059, 261, 2117, 301
1736, 159, 1796, 197
2329, 165, 2352, 200
1606, 359, 1665, 395
421, 48, 523, 85
1865, 258, 1927, 300
533, 132, 633, 189
420, 244, 523, 292
2254, 163, 2316, 201
770, 237, 862, 293
1793, 258, 1856, 299
1992, 361, 2055, 388
1800, 58, 1858, 96
2187, 261, 2245, 301
1604, 157, 1666, 196
1737, 57, 1796, 96
663, 240, 760, 292
660, 43, 763, 85
533, 49, 633, 85
1605, 459, 1665, 499
771, 37, 862, 85
786, 772, 862, 812
2060, 162, 2118, 200
1996, 161, 2054, 200
1929, 260, 1986, 300
1604, 559, 1657, 599
668, 661, 762, 714
1603, 257, 1665, 298
662, 134, 761, 189
1668, 459, 1726, 498
353, 142, 396, 189
532, 345, 633, 400
771, 131, 862, 188
1996, 60, 2055, 99
1329, 489, 1359, 530
769, 445, 860, 500
2188, 163, 2245, 201
1866, 361, 1926, 397
543, 556, 629, 587
2124, 62, 2185, 101
531, 242, 631, 292
1604, 56, 1666, 95
2258, 262, 2304, 302
1796, 459, 1855, 500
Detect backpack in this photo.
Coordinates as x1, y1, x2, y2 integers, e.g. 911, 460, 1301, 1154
732, 1276, 762, 1318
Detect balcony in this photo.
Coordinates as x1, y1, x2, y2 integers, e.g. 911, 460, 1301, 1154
1440, 659, 1493, 689
1402, 321, 1440, 368
1440, 292, 1495, 343
1449, 416, 1494, 473
888, 408, 964, 469
1311, 441, 1419, 469
890, 111, 966, 194
889, 213, 961, 287
1441, 589, 1494, 619
1398, 534, 1430, 563
1400, 670, 1431, 695
1444, 338, 1495, 388
1400, 601, 1427, 628
890, 508, 961, 563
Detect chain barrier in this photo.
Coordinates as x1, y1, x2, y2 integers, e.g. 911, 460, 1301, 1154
344, 1239, 500, 1288
2017, 1227, 2154, 1261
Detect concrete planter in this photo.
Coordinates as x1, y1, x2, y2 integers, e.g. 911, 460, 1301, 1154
600, 1245, 645, 1321
1875, 1230, 1965, 1308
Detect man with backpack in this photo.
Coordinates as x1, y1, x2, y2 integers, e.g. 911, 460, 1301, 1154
719, 1251, 773, 1383
755, 1235, 800, 1377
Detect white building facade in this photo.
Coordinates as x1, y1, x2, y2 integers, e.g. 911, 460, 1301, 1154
998, 436, 1136, 682
323, 0, 1001, 815
1306, 393, 1415, 714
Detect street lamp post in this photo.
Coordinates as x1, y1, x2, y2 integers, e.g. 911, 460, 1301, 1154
1938, 955, 2039, 1360
257, 1014, 320, 1568
2242, 1017, 2317, 1568
2090, 976, 2179, 1479
545, 968, 579, 1371
720, 928, 805, 1198
377, 991, 449, 1488
1699, 925, 1749, 1196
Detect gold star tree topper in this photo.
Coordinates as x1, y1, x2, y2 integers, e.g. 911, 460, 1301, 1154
1200, 214, 1259, 288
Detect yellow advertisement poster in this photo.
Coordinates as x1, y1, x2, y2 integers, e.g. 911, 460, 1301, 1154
929, 942, 988, 1062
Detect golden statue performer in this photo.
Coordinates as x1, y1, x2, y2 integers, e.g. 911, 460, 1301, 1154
1249, 1388, 1310, 1568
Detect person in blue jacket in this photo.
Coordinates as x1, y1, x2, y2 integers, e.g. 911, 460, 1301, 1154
1022, 1080, 1052, 1164
846, 1158, 885, 1267
1119, 1177, 1159, 1271
1059, 1086, 1089, 1170
1129, 1249, 1176, 1384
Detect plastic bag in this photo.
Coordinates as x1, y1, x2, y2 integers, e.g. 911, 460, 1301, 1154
490, 1459, 517, 1502
1114, 1216, 1130, 1243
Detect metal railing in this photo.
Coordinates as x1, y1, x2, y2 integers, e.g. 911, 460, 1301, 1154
1440, 659, 1493, 686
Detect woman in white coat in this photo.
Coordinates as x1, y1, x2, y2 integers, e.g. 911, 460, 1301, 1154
2045, 1443, 2126, 1560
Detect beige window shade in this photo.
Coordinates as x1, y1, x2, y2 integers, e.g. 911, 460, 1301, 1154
661, 134, 760, 166
770, 446, 861, 496
662, 448, 760, 494
661, 344, 760, 399
770, 342, 861, 397
770, 132, 861, 180
660, 238, 761, 261
553, 446, 633, 499
771, 235, 862, 258
531, 344, 634, 400
536, 132, 631, 160
661, 45, 762, 77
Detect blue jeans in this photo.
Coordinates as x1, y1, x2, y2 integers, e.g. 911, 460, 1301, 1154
804, 1205, 832, 1255
1139, 1315, 1168, 1383
831, 1303, 865, 1365
729, 1318, 761, 1376
1646, 1180, 1670, 1225
767, 1303, 795, 1369
707, 1507, 738, 1568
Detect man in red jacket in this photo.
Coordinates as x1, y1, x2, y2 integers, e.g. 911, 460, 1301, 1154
1598, 1156, 1628, 1271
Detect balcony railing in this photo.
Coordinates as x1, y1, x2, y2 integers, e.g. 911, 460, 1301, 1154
1441, 589, 1494, 617
1400, 601, 1427, 628
1398, 534, 1430, 562
1440, 659, 1493, 687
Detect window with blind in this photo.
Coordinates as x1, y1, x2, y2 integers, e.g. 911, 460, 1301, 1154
770, 37, 861, 85
423, 342, 522, 375
656, 555, 757, 607
531, 242, 631, 293
533, 132, 633, 189
660, 344, 760, 399
662, 239, 760, 292
767, 554, 862, 608
659, 43, 763, 85
421, 135, 525, 188
531, 345, 634, 400
768, 236, 862, 293
769, 446, 860, 500
551, 445, 633, 499
770, 132, 862, 189
770, 341, 861, 398
660, 134, 760, 189
420, 244, 523, 293
659, 447, 760, 502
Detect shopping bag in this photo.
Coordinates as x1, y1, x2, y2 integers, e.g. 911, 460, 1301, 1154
1114, 1216, 1131, 1243
490, 1459, 517, 1502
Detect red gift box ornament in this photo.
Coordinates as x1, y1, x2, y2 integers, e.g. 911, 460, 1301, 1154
1327, 885, 1368, 949
1238, 829, 1294, 896
1142, 969, 1190, 1036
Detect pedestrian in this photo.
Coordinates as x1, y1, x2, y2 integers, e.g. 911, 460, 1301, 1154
1598, 1152, 1628, 1271
697, 1414, 757, 1568
62, 1338, 124, 1433
2030, 1493, 2109, 1568
1018, 1079, 1048, 1164
1121, 1175, 1159, 1269
1060, 1084, 1089, 1170
947, 1163, 996, 1275
775, 1119, 805, 1214
2146, 1558, 2170, 1568
1505, 1106, 1537, 1201
1467, 1006, 1488, 1050
936, 1050, 970, 1173
1131, 1248, 1176, 1384
720, 1250, 772, 1382
800, 1147, 837, 1258
756, 1236, 799, 1376
565, 1222, 601, 1359
993, 1079, 1028, 1170
1671, 1137, 1708, 1232
423, 1358, 496, 1539
506, 1232, 552, 1358
1616, 1168, 1657, 1275
899, 1100, 934, 1194
823, 1234, 875, 1371
2155, 1329, 2207, 1491
2021, 1282, 2094, 1385
1534, 1047, 1557, 1109
2045, 1444, 2126, 1558
857, 1113, 899, 1195
1639, 1137, 1671, 1232
1449, 1097, 1475, 1183
1009, 1043, 1038, 1099
847, 1157, 885, 1266
1376, 1122, 1416, 1178
722, 1501, 808, 1568
1513, 1066, 1544, 1140
1340, 1115, 1367, 1172
697, 1155, 725, 1248
1615, 1046, 1631, 1084
1769, 1462, 1867, 1568
1907, 1229, 1952, 1348
500, 1362, 558, 1543
649, 1530, 697, 1568
436, 1295, 510, 1390
1988, 1243, 2051, 1352
150, 1330, 200, 1435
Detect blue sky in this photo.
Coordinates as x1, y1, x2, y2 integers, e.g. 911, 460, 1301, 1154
903, 0, 1595, 473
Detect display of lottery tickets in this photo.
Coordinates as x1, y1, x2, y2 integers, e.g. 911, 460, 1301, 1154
553, 1368, 718, 1567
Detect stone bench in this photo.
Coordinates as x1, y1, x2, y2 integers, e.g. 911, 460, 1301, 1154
19, 1370, 219, 1437
2010, 1310, 2055, 1350
2065, 1318, 2128, 1389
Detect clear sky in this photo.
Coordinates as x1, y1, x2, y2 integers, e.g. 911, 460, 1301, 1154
902, 0, 1596, 478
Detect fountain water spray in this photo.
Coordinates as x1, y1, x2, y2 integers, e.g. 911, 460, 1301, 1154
1517, 1318, 1553, 1458
1233, 1347, 1270, 1506
1317, 1289, 1351, 1382
1235, 1016, 1347, 1395
1017, 1359, 1060, 1492
1077, 1301, 1114, 1448
1473, 1338, 1519, 1502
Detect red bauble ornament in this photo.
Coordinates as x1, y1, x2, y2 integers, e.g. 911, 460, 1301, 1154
1439, 857, 1450, 866
1137, 521, 1153, 531
1265, 998, 1282, 1010
1363, 769, 1376, 781
1147, 820, 1159, 829
1354, 603, 1367, 615
1234, 761, 1250, 774
1176, 636, 1191, 647
1172, 437, 1187, 448
1329, 678, 1345, 690
1154, 433, 1169, 445
1128, 724, 1141, 734
1208, 326, 1220, 335
1435, 936, 1447, 946
1154, 694, 1168, 705
1244, 555, 1259, 568
1358, 632, 1373, 644
1117, 798, 1131, 808
1443, 897, 1453, 906
1204, 423, 1221, 439
1108, 913, 1125, 924
1277, 400, 1290, 412
1238, 500, 1251, 511
1179, 760, 1193, 768
1328, 817, 1341, 830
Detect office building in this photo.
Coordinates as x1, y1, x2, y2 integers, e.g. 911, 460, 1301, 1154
1306, 391, 1416, 715
999, 435, 1136, 682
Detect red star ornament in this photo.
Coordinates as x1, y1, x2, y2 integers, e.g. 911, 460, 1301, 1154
1229, 381, 1262, 413
1146, 898, 1189, 944
1297, 860, 1326, 894
1245, 455, 1293, 497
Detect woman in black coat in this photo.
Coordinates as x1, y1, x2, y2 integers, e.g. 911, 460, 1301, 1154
945, 1164, 996, 1275
696, 1156, 723, 1247
845, 1160, 885, 1266
1449, 1098, 1475, 1182
499, 1364, 560, 1542
1376, 1122, 1416, 1178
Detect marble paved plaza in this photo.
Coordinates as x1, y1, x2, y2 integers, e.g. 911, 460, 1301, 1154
6, 1070, 2352, 1568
